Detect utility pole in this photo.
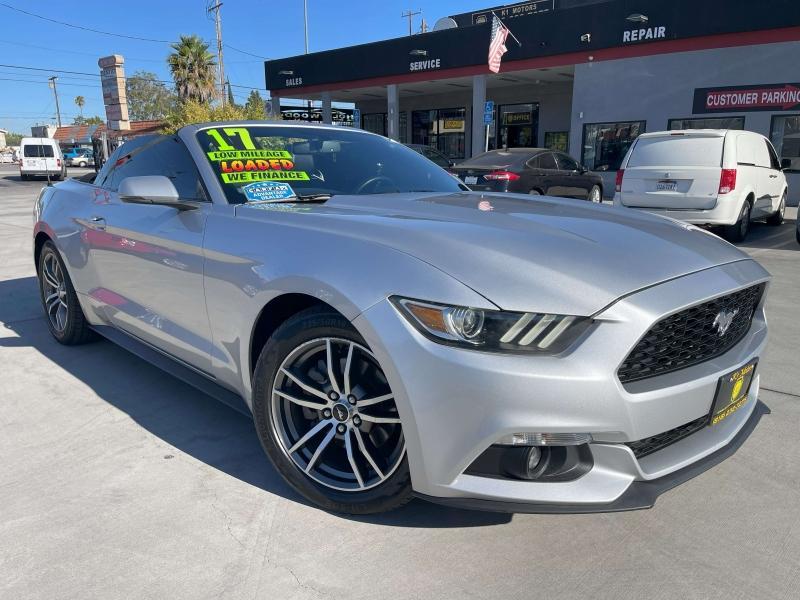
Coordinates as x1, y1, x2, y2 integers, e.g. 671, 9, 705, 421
401, 8, 421, 36
304, 0, 311, 111
207, 1, 226, 106
304, 0, 309, 54
48, 76, 62, 127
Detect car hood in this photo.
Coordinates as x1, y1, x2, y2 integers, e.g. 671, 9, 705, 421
237, 192, 751, 315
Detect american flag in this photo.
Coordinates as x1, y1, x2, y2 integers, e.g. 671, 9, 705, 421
488, 15, 510, 73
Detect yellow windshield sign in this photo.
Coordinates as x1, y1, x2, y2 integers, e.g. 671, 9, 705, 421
207, 149, 292, 161
221, 171, 310, 183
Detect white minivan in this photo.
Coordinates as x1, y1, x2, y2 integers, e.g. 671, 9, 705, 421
614, 129, 787, 242
19, 137, 66, 181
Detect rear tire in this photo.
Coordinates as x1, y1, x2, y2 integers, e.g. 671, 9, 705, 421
252, 307, 412, 514
766, 193, 786, 226
37, 241, 96, 345
723, 201, 751, 243
528, 189, 542, 196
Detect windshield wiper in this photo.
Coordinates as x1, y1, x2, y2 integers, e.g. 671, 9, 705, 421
264, 193, 333, 204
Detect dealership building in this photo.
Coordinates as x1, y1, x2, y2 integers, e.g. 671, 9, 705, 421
265, 0, 800, 202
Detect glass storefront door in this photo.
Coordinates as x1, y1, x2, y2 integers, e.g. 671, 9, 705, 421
412, 107, 466, 159
493, 103, 539, 150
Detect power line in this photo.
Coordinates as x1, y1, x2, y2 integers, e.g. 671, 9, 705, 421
0, 2, 170, 43
0, 37, 165, 63
0, 62, 263, 91
0, 4, 269, 61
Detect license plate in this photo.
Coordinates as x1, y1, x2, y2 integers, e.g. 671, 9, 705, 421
709, 360, 757, 426
656, 180, 677, 191
465, 176, 478, 185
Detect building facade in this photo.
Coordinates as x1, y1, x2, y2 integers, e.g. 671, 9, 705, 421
265, 0, 800, 202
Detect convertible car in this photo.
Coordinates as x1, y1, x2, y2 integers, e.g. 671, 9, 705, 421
33, 121, 770, 514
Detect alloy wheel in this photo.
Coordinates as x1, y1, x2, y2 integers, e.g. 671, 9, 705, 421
590, 186, 601, 203
271, 337, 405, 492
41, 252, 69, 333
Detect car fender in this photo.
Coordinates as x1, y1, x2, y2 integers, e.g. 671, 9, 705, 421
201, 210, 498, 404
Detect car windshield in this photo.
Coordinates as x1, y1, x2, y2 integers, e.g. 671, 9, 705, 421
196, 125, 463, 203
456, 151, 528, 169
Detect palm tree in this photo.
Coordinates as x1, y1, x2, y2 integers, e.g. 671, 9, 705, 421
74, 96, 85, 118
168, 35, 217, 103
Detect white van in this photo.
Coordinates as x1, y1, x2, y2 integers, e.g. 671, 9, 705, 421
19, 137, 65, 181
614, 129, 787, 242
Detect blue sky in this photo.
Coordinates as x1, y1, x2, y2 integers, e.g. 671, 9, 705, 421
0, 0, 491, 134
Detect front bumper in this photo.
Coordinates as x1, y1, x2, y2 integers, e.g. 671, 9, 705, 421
353, 259, 770, 511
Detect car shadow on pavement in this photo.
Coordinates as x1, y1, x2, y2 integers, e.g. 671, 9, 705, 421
728, 218, 799, 251
0, 276, 510, 528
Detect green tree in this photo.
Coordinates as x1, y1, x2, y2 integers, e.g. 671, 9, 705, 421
74, 95, 85, 118
244, 90, 265, 118
162, 99, 276, 135
5, 132, 23, 146
168, 35, 217, 103
72, 115, 104, 125
126, 71, 176, 121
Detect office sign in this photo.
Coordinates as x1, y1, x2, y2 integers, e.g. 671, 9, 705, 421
503, 111, 532, 125
693, 83, 800, 113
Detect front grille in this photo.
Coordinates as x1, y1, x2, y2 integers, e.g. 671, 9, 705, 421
618, 283, 765, 384
626, 415, 709, 459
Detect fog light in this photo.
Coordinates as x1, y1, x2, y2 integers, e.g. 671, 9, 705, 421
525, 446, 542, 477
497, 432, 593, 446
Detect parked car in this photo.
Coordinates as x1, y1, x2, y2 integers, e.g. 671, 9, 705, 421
405, 144, 455, 169
450, 148, 604, 202
66, 149, 94, 168
34, 122, 770, 514
19, 137, 65, 180
614, 130, 787, 242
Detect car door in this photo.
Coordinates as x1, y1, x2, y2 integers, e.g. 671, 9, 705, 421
764, 139, 785, 213
525, 152, 560, 195
87, 135, 213, 372
554, 152, 589, 199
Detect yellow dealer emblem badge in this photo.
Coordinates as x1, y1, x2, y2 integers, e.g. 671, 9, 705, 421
731, 378, 744, 402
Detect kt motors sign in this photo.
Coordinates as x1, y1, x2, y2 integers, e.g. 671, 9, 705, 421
693, 83, 800, 113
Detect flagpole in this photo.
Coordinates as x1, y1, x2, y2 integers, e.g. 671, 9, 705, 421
491, 11, 522, 47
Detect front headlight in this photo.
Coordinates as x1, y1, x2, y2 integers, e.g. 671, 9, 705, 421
391, 297, 592, 354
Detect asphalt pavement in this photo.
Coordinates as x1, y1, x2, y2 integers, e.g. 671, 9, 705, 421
1, 164, 798, 599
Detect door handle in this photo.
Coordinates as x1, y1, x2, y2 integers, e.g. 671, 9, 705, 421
89, 216, 106, 230
769, 174, 778, 178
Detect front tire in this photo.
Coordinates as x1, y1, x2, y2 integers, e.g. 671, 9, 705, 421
723, 201, 751, 243
37, 241, 96, 345
252, 307, 412, 514
528, 188, 542, 196
588, 185, 602, 203
766, 193, 786, 226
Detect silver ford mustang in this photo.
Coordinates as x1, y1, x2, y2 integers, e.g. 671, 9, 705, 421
33, 121, 770, 514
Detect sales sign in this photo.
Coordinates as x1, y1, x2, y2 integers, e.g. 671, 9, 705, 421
693, 83, 800, 113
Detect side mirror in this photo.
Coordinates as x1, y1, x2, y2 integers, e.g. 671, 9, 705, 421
781, 158, 792, 171
118, 176, 193, 210
579, 165, 589, 173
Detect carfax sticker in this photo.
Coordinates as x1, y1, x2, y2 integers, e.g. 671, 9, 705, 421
242, 181, 296, 202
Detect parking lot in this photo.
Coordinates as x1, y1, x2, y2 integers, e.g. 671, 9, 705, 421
1, 163, 798, 599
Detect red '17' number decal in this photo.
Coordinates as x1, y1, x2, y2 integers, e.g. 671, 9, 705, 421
206, 127, 256, 151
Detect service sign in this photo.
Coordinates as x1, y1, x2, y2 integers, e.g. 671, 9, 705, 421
693, 83, 800, 113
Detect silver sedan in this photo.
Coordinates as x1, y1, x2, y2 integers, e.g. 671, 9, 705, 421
33, 121, 770, 514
